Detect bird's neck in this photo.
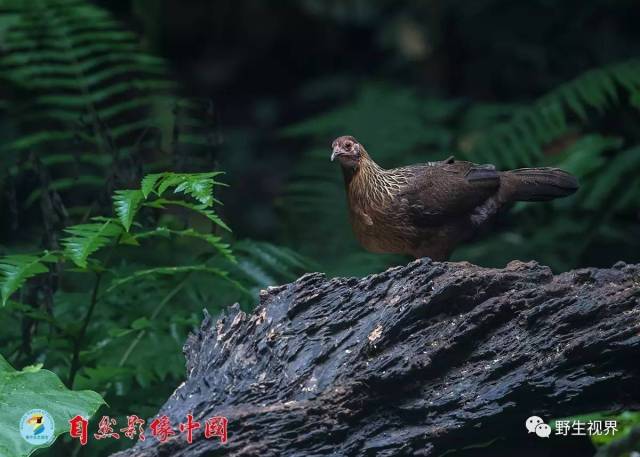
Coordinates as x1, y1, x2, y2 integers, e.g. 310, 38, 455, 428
341, 150, 382, 185
341, 150, 390, 205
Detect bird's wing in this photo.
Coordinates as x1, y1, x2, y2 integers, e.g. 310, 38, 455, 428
393, 160, 501, 226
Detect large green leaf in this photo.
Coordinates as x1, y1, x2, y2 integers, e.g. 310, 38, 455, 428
0, 354, 104, 457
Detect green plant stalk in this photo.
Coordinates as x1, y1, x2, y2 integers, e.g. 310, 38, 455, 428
67, 271, 103, 389
67, 235, 122, 388
100, 274, 190, 396
118, 276, 189, 368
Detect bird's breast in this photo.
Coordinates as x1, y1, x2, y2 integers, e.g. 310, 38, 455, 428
347, 197, 415, 254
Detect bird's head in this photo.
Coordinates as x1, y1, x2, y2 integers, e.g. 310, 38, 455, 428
331, 135, 363, 168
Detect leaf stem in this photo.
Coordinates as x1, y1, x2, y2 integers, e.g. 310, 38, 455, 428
67, 272, 102, 388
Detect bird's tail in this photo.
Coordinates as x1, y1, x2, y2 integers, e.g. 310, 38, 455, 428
501, 167, 579, 202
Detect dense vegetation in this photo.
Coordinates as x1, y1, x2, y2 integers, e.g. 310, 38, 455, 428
0, 0, 638, 455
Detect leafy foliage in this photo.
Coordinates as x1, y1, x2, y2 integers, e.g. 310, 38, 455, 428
63, 219, 124, 268
0, 172, 312, 455
229, 239, 319, 293
0, 0, 252, 412
133, 227, 234, 261
0, 0, 216, 233
0, 13, 246, 426
0, 354, 104, 456
0, 172, 234, 304
468, 59, 640, 167
0, 253, 56, 306
142, 172, 226, 206
113, 190, 144, 232
1, 0, 638, 456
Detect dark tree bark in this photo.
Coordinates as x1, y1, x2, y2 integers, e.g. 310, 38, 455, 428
112, 259, 640, 457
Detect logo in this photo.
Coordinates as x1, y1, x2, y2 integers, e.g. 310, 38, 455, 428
20, 409, 55, 445
526, 416, 551, 438
526, 415, 619, 438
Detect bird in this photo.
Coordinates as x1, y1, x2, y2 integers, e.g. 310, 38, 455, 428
330, 135, 579, 260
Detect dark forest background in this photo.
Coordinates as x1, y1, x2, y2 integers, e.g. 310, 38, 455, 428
110, 0, 640, 275
0, 0, 639, 455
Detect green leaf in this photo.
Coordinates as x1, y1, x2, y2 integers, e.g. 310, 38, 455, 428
24, 176, 105, 209
140, 172, 227, 207
0, 253, 57, 307
0, 354, 104, 457
141, 173, 163, 198
469, 59, 640, 165
62, 219, 123, 268
131, 317, 152, 330
146, 199, 231, 232
134, 227, 235, 261
233, 240, 315, 285
153, 172, 226, 206
105, 264, 237, 293
113, 190, 144, 232
0, 0, 210, 224
171, 172, 225, 206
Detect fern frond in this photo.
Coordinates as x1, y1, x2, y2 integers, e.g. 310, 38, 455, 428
134, 227, 235, 261
113, 190, 144, 232
0, 0, 215, 218
580, 145, 640, 211
141, 173, 164, 199
62, 218, 123, 268
24, 176, 105, 208
141, 172, 226, 206
146, 199, 231, 232
0, 252, 58, 306
282, 83, 460, 159
468, 59, 640, 165
105, 265, 237, 294
229, 240, 316, 288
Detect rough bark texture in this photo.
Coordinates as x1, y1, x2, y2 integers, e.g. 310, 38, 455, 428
113, 259, 640, 457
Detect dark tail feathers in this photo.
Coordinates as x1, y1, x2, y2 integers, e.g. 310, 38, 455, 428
503, 167, 579, 202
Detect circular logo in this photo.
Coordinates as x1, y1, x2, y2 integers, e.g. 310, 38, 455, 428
19, 409, 55, 445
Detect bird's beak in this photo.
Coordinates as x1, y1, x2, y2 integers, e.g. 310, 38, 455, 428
331, 147, 341, 162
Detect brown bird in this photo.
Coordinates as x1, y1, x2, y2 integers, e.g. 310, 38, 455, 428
331, 135, 579, 260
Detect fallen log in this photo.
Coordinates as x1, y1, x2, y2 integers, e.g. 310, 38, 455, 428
112, 259, 640, 456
